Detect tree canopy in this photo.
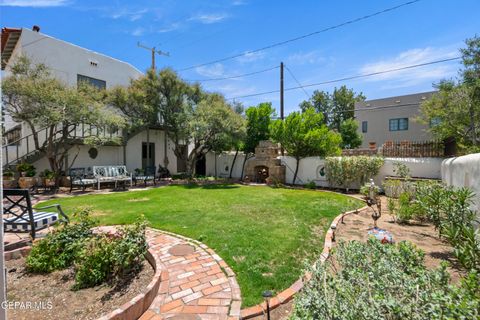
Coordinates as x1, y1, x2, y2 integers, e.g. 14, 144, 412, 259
270, 107, 341, 184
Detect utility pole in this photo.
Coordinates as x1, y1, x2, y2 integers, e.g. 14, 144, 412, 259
137, 42, 170, 169
280, 62, 284, 120
280, 62, 285, 156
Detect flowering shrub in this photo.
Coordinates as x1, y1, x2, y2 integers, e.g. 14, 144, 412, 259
292, 239, 480, 319
325, 156, 384, 191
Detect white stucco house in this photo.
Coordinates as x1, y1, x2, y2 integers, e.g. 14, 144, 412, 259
1, 26, 191, 176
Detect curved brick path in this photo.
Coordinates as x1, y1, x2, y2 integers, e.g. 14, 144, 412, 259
139, 228, 241, 320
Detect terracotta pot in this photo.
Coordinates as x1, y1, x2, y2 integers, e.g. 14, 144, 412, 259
18, 177, 36, 189
3, 179, 17, 189
43, 178, 56, 187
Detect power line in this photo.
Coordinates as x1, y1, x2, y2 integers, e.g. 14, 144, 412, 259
178, 0, 422, 71
226, 56, 461, 100
185, 65, 279, 82
285, 65, 311, 99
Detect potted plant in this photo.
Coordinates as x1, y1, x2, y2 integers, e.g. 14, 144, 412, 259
2, 169, 17, 188
40, 169, 57, 187
16, 162, 37, 189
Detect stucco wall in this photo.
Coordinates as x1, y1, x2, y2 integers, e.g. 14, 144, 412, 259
442, 153, 480, 214
205, 153, 443, 186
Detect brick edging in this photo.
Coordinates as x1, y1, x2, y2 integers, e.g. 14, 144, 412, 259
240, 198, 369, 319
97, 248, 163, 320
4, 246, 31, 261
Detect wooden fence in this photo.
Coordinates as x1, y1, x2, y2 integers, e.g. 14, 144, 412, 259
381, 140, 445, 157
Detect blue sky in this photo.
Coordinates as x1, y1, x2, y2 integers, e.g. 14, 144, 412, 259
1, 0, 479, 115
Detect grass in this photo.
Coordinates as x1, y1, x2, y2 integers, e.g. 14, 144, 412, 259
38, 184, 363, 306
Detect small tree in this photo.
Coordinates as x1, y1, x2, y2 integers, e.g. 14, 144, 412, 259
339, 118, 362, 149
2, 56, 124, 183
240, 102, 275, 178
270, 107, 341, 184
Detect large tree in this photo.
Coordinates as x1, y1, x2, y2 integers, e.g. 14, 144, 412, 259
339, 118, 362, 149
299, 85, 365, 131
240, 102, 275, 178
2, 56, 124, 184
270, 107, 342, 184
419, 36, 480, 152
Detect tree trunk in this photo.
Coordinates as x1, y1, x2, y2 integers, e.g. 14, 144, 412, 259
229, 149, 239, 179
240, 153, 250, 180
293, 157, 300, 185
214, 152, 217, 178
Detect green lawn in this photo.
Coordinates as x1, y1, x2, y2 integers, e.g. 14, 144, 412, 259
38, 184, 363, 306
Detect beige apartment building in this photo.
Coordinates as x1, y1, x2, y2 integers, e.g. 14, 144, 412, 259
354, 91, 436, 149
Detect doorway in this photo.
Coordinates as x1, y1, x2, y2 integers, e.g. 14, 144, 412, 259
142, 142, 155, 168
254, 165, 269, 183
176, 145, 188, 173
196, 154, 206, 176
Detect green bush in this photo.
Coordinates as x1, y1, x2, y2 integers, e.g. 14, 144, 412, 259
291, 239, 480, 320
73, 220, 147, 289
26, 209, 95, 273
392, 161, 411, 178
304, 181, 316, 190
325, 156, 384, 191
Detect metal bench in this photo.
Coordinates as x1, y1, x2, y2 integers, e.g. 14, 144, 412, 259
69, 167, 97, 192
133, 166, 157, 186
3, 189, 69, 239
92, 165, 132, 190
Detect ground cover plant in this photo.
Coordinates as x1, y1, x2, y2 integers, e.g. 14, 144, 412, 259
37, 184, 363, 306
292, 239, 480, 320
27, 209, 147, 289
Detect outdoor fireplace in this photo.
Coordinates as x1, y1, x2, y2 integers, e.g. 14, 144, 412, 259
244, 141, 285, 184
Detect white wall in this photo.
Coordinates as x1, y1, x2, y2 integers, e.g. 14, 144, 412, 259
205, 153, 443, 187
442, 153, 480, 214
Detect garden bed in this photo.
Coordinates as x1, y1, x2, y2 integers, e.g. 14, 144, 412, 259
5, 256, 154, 320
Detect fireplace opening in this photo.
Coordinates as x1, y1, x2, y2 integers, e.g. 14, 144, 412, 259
254, 166, 269, 183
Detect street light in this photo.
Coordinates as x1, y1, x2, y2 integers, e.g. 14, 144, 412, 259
262, 290, 273, 320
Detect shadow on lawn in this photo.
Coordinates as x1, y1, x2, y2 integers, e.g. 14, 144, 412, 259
179, 183, 240, 190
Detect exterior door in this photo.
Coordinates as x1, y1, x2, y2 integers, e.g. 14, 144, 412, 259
176, 145, 188, 173
142, 142, 155, 168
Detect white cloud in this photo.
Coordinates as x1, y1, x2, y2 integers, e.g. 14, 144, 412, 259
189, 13, 229, 24
195, 63, 225, 78
359, 46, 459, 87
0, 0, 69, 7
236, 51, 265, 63
130, 27, 145, 37
110, 8, 148, 21
157, 22, 181, 33
287, 50, 326, 65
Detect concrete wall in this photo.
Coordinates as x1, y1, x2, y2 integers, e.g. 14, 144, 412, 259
355, 92, 435, 149
442, 153, 480, 214
206, 152, 246, 178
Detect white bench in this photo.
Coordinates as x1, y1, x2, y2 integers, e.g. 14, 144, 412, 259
92, 165, 132, 190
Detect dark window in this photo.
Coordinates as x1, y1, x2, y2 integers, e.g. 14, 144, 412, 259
362, 121, 368, 133
77, 74, 106, 90
389, 118, 408, 131
4, 126, 21, 145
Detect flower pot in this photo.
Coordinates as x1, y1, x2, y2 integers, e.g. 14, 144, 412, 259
43, 178, 56, 187
3, 178, 17, 189
18, 177, 36, 189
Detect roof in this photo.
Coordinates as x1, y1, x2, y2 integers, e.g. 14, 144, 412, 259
355, 91, 437, 109
1, 27, 22, 70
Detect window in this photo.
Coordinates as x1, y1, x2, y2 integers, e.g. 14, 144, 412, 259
4, 126, 21, 145
77, 74, 106, 90
389, 118, 408, 131
362, 121, 368, 133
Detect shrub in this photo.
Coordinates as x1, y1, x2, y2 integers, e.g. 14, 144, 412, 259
73, 219, 147, 289
304, 181, 316, 190
291, 239, 480, 320
392, 161, 411, 178
325, 156, 384, 191
359, 183, 380, 198
16, 162, 36, 177
26, 208, 96, 273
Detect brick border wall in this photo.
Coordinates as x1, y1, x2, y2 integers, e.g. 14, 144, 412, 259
240, 199, 369, 319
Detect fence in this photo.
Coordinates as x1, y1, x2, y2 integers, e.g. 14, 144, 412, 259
342, 148, 378, 156
381, 140, 445, 158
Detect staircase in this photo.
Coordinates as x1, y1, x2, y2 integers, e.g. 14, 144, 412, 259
2, 123, 123, 170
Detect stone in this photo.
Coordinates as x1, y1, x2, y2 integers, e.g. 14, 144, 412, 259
169, 244, 196, 256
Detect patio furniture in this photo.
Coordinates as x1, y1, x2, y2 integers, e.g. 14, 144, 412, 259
92, 165, 132, 190
69, 167, 97, 192
3, 189, 69, 239
133, 166, 156, 186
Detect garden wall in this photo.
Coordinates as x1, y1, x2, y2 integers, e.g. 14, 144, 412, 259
442, 153, 480, 214
205, 152, 443, 187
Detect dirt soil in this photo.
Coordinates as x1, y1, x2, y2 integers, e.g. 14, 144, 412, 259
5, 257, 154, 320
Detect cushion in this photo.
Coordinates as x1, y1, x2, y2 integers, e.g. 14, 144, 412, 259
72, 179, 97, 185
4, 212, 59, 232
135, 176, 154, 180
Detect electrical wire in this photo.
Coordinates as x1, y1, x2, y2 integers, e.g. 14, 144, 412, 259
178, 0, 422, 71
285, 65, 311, 99
185, 65, 279, 82
226, 56, 461, 100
